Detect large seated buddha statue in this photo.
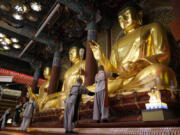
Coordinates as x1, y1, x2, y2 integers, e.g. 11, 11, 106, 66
84, 4, 177, 102
61, 46, 85, 98
28, 47, 85, 111
42, 46, 85, 110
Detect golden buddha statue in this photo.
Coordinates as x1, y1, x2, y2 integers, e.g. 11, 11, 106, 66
43, 46, 85, 110
85, 5, 177, 101
61, 46, 85, 97
28, 47, 85, 111
27, 67, 50, 111
28, 67, 65, 111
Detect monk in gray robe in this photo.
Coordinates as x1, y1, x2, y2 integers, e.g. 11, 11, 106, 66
20, 97, 36, 131
0, 108, 11, 130
12, 103, 22, 126
93, 65, 113, 123
64, 77, 94, 134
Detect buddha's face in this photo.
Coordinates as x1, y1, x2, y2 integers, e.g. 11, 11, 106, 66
43, 67, 51, 79
69, 47, 79, 63
118, 7, 142, 31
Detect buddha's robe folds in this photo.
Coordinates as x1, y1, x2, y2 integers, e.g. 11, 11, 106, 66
61, 61, 85, 98
42, 60, 86, 110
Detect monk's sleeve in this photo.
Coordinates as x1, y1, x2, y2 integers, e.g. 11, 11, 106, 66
80, 86, 94, 96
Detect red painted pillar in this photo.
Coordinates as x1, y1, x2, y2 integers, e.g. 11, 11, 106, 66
85, 21, 97, 86
31, 68, 40, 93
169, 0, 180, 42
48, 51, 61, 95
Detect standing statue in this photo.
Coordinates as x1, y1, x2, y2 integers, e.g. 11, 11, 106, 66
88, 4, 177, 98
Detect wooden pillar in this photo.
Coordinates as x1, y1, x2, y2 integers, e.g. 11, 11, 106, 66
169, 0, 180, 42
85, 21, 97, 86
170, 0, 180, 18
31, 68, 40, 93
20, 86, 27, 103
106, 28, 111, 59
48, 51, 61, 95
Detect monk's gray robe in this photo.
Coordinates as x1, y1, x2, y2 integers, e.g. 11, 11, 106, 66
64, 83, 94, 132
12, 103, 22, 126
20, 100, 36, 131
93, 71, 112, 121
0, 109, 10, 129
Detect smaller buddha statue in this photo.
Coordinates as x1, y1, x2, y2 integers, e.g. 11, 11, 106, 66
27, 67, 50, 111
28, 67, 65, 111
146, 87, 168, 110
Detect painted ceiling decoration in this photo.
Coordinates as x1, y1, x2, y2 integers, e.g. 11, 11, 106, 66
0, 0, 57, 54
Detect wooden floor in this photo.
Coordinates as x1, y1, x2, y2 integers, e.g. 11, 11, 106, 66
1, 126, 180, 135
0, 130, 62, 135
0, 130, 113, 135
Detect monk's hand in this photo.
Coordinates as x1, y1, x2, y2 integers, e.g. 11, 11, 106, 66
112, 73, 119, 78
89, 40, 103, 61
88, 91, 95, 96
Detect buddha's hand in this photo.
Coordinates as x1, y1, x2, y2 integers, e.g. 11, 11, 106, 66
123, 59, 150, 75
133, 59, 150, 69
89, 40, 103, 61
27, 86, 36, 99
141, 57, 159, 64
